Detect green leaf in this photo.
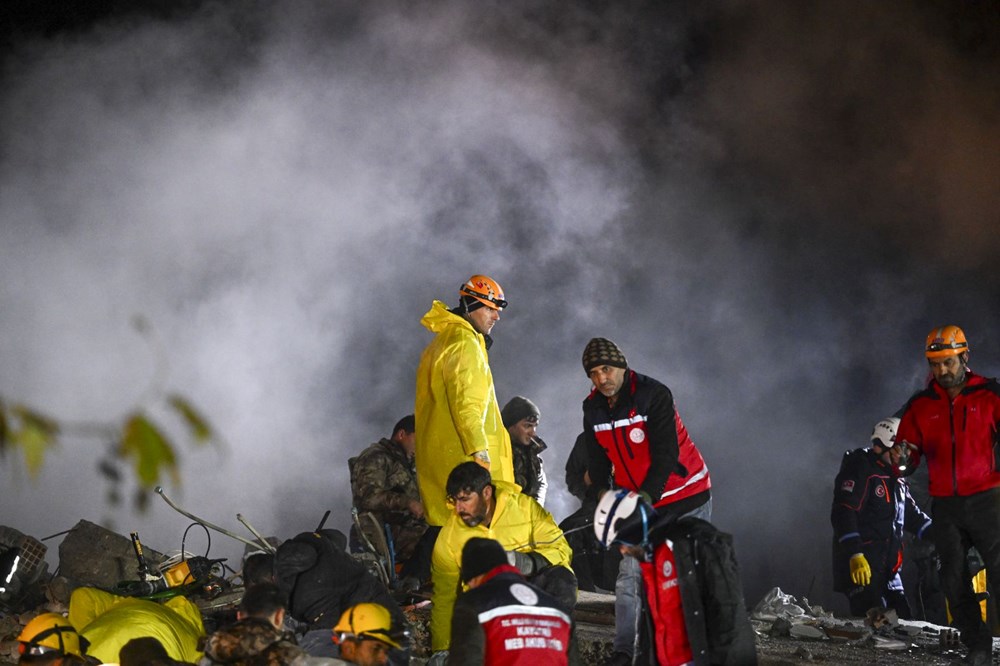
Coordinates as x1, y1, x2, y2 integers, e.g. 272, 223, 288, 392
119, 413, 178, 488
12, 405, 60, 436
16, 421, 55, 478
166, 394, 213, 443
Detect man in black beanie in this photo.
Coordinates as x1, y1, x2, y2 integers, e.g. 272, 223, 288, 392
581, 337, 713, 666
447, 538, 580, 665
501, 396, 549, 505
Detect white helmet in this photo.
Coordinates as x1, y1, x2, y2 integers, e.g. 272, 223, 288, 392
871, 417, 900, 450
593, 489, 652, 547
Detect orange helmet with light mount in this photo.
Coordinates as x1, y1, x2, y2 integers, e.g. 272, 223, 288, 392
925, 325, 969, 359
459, 275, 506, 311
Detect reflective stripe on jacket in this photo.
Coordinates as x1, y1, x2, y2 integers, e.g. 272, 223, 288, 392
415, 300, 515, 526
584, 370, 710, 508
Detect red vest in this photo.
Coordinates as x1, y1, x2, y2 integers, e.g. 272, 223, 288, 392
480, 597, 573, 665
641, 540, 694, 666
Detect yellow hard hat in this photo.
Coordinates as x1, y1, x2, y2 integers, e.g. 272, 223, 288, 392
17, 613, 85, 658
925, 325, 969, 359
332, 603, 401, 649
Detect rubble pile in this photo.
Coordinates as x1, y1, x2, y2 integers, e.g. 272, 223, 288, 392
749, 586, 974, 665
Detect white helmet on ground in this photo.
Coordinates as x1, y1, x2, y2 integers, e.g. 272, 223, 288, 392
593, 489, 652, 547
871, 417, 900, 450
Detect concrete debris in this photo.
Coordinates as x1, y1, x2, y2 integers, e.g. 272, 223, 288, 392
789, 624, 826, 640
58, 520, 166, 592
871, 634, 909, 650
751, 586, 806, 621
866, 606, 899, 629
768, 616, 792, 637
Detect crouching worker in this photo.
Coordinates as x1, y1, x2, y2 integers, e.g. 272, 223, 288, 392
594, 491, 757, 666
429, 462, 576, 656
830, 417, 931, 618
448, 538, 579, 665
200, 583, 310, 666
333, 603, 407, 666
17, 614, 91, 666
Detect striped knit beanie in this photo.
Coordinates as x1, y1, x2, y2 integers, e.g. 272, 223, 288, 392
582, 337, 628, 374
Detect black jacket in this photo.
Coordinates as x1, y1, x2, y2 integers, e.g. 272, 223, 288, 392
830, 448, 931, 592
642, 517, 758, 666
274, 530, 407, 633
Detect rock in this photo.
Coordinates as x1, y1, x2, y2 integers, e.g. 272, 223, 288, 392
789, 624, 826, 640
57, 520, 166, 592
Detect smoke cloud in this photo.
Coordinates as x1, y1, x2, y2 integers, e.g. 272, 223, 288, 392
2, 0, 997, 610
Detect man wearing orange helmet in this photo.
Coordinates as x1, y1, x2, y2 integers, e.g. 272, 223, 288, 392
897, 325, 1000, 666
414, 275, 516, 529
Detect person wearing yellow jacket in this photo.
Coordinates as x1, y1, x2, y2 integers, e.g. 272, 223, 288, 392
429, 462, 576, 652
414, 275, 516, 528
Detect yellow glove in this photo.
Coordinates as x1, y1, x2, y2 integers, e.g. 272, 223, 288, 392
850, 553, 871, 586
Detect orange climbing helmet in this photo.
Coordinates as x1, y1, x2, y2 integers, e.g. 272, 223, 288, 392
925, 325, 969, 359
459, 275, 507, 311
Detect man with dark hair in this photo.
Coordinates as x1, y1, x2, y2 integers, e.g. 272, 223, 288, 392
415, 275, 516, 529
448, 538, 580, 665
501, 396, 548, 505
429, 462, 575, 654
200, 583, 314, 666
581, 337, 712, 666
350, 414, 429, 585
896, 325, 1000, 666
273, 530, 408, 661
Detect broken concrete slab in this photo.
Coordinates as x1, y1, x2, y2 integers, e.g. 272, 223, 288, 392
57, 520, 165, 592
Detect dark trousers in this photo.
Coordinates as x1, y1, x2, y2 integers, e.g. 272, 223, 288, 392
932, 488, 1000, 652
846, 570, 911, 619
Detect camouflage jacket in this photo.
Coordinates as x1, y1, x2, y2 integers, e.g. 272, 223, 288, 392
513, 437, 548, 505
200, 618, 308, 666
351, 438, 421, 524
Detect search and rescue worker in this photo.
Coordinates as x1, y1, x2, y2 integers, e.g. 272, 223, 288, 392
429, 462, 575, 654
333, 603, 406, 666
502, 396, 549, 505
415, 275, 516, 528
447, 538, 580, 665
17, 613, 89, 666
831, 417, 932, 618
897, 325, 1000, 666
580, 337, 712, 665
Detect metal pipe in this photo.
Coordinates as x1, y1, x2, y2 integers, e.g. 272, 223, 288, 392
154, 486, 261, 550
236, 514, 276, 553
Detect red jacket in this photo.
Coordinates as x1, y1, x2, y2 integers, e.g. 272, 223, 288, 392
583, 370, 710, 510
447, 565, 578, 665
897, 371, 1000, 497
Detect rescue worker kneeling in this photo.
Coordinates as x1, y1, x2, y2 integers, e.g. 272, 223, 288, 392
594, 490, 757, 666
429, 462, 576, 653
447, 538, 579, 665
17, 613, 91, 666
333, 603, 407, 666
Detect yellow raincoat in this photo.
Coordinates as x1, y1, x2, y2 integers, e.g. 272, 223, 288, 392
68, 587, 204, 663
415, 300, 515, 526
429, 484, 572, 650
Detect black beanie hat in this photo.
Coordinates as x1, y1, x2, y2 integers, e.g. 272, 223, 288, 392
501, 396, 540, 428
461, 537, 509, 582
582, 337, 628, 374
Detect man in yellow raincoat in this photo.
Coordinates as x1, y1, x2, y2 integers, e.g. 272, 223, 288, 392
429, 462, 575, 652
414, 275, 516, 528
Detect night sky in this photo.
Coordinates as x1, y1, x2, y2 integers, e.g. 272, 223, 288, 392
2, 0, 998, 612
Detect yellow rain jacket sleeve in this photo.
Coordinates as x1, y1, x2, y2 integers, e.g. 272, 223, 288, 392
415, 300, 515, 526
69, 587, 205, 664
428, 484, 572, 650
